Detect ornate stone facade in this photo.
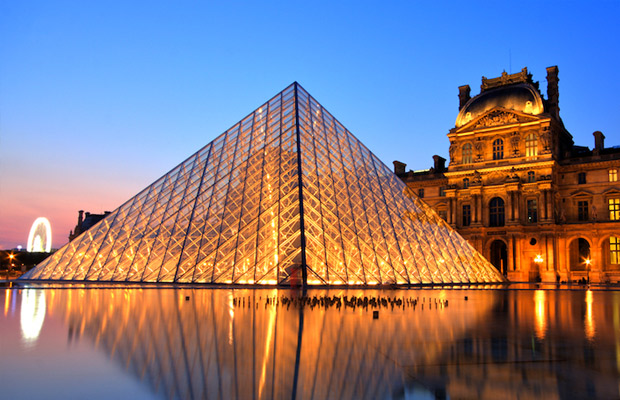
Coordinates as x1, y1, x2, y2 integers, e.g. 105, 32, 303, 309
396, 66, 620, 283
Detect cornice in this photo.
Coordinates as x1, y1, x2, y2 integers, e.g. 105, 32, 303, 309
444, 160, 556, 178
559, 158, 620, 171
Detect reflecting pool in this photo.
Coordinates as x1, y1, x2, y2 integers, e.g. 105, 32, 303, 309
2, 285, 620, 399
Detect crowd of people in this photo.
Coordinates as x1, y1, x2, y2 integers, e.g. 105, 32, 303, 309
231, 294, 449, 311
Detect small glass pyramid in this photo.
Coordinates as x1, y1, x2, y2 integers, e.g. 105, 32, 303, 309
23, 83, 505, 285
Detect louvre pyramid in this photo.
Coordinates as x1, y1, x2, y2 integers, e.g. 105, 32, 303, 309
23, 83, 505, 285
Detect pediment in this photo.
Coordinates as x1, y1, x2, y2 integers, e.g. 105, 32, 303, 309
602, 187, 620, 196
570, 189, 594, 198
456, 107, 542, 132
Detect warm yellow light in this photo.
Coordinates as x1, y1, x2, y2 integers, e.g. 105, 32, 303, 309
534, 290, 546, 340
585, 259, 592, 266
534, 254, 544, 264
585, 290, 595, 341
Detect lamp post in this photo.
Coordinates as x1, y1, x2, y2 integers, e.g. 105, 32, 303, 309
585, 258, 591, 284
534, 255, 543, 282
7, 254, 15, 280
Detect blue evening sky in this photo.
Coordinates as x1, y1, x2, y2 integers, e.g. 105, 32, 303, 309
1, 1, 619, 248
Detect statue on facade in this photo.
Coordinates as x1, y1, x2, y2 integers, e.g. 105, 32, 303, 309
472, 170, 482, 184
511, 133, 521, 156
541, 129, 551, 153
449, 142, 456, 163
475, 141, 483, 161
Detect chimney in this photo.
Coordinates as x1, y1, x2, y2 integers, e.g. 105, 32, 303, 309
546, 66, 560, 119
593, 131, 605, 154
393, 160, 406, 175
458, 85, 471, 110
78, 210, 84, 225
432, 155, 446, 172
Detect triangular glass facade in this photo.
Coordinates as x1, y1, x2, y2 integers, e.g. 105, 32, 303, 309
23, 83, 505, 285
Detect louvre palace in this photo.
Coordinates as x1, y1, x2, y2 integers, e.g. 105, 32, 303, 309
395, 66, 620, 283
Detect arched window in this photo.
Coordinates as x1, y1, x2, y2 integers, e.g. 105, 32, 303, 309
525, 134, 538, 158
489, 197, 505, 227
462, 143, 473, 164
493, 139, 504, 160
528, 171, 535, 183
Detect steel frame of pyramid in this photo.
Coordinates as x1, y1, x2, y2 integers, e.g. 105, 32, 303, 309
23, 83, 505, 286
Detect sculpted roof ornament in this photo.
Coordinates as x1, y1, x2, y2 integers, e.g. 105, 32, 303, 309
455, 67, 546, 128
472, 110, 520, 128
481, 68, 531, 91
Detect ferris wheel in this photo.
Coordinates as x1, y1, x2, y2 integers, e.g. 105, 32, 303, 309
27, 217, 52, 253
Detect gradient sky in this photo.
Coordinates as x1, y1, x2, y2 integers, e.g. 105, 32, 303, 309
1, 1, 619, 250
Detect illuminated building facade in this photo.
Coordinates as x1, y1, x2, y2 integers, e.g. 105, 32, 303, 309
22, 83, 504, 285
396, 67, 620, 283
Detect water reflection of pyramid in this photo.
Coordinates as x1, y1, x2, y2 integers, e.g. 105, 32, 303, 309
23, 83, 504, 285
43, 288, 499, 399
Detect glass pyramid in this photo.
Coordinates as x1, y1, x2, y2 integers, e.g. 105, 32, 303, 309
23, 83, 505, 285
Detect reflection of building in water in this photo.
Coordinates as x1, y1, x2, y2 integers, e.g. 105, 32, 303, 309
23, 83, 503, 286
42, 288, 496, 399
396, 67, 620, 283
405, 289, 620, 399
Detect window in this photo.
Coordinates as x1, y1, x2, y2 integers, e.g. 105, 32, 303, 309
439, 186, 446, 197
492, 139, 504, 160
611, 237, 620, 264
527, 199, 538, 223
525, 134, 538, 158
462, 143, 473, 164
489, 197, 505, 227
610, 169, 618, 182
578, 200, 589, 221
418, 188, 424, 198
463, 178, 470, 189
609, 198, 620, 221
462, 204, 471, 227
578, 172, 586, 185
527, 171, 535, 183
438, 209, 447, 221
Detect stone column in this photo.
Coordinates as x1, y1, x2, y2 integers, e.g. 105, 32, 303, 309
513, 192, 520, 223
547, 190, 553, 222
541, 235, 556, 282
449, 198, 455, 226
478, 194, 483, 225
508, 235, 515, 272
557, 236, 567, 282
590, 237, 603, 283
506, 191, 513, 223
473, 194, 479, 224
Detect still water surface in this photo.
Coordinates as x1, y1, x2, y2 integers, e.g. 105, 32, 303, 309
1, 285, 620, 399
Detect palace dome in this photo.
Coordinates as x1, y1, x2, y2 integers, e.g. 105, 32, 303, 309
455, 83, 544, 128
